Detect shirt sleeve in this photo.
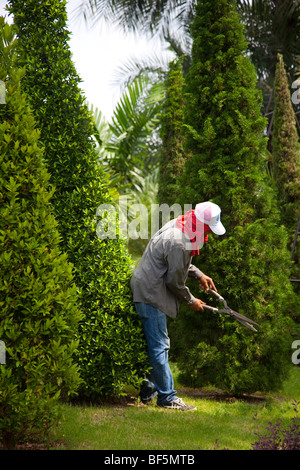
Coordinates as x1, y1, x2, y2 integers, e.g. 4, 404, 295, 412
188, 264, 204, 280
164, 245, 196, 305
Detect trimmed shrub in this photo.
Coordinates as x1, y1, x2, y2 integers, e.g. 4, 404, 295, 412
0, 19, 82, 449
8, 0, 148, 398
158, 59, 186, 206
169, 0, 299, 395
272, 53, 300, 286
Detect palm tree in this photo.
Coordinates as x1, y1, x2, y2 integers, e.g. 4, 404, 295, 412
91, 76, 163, 260
92, 74, 164, 188
238, 0, 300, 80
77, 0, 300, 94
75, 0, 193, 77
237, 0, 300, 117
76, 0, 195, 39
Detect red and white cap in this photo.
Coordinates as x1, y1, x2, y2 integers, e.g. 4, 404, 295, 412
194, 202, 226, 235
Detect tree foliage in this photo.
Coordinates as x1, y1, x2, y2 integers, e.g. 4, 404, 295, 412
8, 0, 149, 398
91, 78, 163, 260
77, 0, 300, 101
169, 0, 299, 395
237, 0, 300, 83
95, 75, 164, 188
272, 53, 300, 287
158, 59, 186, 206
0, 19, 82, 449
272, 54, 300, 239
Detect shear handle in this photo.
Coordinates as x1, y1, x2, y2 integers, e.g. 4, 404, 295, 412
208, 288, 225, 302
202, 304, 219, 312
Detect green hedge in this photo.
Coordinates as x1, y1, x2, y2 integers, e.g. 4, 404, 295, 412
0, 20, 82, 449
168, 0, 299, 394
8, 0, 148, 398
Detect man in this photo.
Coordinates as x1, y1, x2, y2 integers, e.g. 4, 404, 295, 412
130, 201, 226, 410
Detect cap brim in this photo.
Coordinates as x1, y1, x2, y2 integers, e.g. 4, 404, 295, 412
210, 222, 226, 235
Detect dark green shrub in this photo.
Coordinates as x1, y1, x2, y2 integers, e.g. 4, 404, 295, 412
8, 0, 148, 398
169, 0, 299, 395
0, 19, 82, 449
272, 55, 300, 225
158, 59, 186, 206
272, 54, 300, 287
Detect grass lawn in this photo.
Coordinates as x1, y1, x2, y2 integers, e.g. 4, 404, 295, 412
48, 365, 300, 451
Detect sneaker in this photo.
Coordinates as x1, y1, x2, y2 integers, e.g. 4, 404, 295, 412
139, 380, 157, 404
159, 397, 196, 411
139, 391, 158, 405
140, 395, 157, 405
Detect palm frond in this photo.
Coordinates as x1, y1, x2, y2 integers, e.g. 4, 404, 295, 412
111, 47, 174, 90
75, 0, 193, 36
109, 75, 163, 140
90, 75, 163, 188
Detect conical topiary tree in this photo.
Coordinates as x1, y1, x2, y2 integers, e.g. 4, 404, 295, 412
8, 0, 148, 398
272, 53, 300, 286
169, 0, 299, 395
0, 19, 82, 449
158, 58, 187, 207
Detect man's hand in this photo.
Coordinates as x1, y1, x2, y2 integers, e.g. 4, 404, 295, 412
188, 298, 206, 311
198, 274, 217, 292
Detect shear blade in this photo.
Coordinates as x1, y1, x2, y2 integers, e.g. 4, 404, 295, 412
235, 318, 258, 332
208, 290, 259, 331
228, 309, 259, 327
217, 309, 259, 331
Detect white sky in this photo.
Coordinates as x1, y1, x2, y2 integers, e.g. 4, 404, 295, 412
0, 0, 170, 119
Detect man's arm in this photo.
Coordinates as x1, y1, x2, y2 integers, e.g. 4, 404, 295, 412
188, 264, 204, 280
165, 246, 205, 311
188, 264, 217, 292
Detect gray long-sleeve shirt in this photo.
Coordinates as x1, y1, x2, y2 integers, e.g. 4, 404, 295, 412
130, 219, 204, 318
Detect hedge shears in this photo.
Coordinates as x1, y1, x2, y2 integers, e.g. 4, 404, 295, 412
203, 288, 259, 332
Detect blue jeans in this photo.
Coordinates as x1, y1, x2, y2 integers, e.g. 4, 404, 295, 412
134, 302, 177, 406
